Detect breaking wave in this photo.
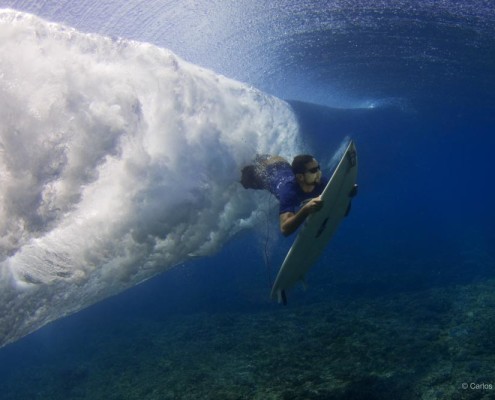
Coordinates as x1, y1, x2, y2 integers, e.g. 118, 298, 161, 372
0, 10, 301, 347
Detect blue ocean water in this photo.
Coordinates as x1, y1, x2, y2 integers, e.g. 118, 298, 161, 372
0, 1, 494, 399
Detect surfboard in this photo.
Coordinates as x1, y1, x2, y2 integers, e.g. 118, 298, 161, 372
270, 140, 358, 304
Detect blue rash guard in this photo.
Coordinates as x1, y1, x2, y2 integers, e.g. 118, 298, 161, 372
263, 162, 329, 214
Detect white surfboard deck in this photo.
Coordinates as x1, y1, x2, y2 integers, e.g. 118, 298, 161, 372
270, 140, 358, 304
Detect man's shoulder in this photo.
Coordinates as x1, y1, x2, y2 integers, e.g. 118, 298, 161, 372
277, 178, 298, 197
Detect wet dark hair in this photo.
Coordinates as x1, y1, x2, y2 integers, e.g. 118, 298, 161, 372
241, 165, 264, 189
291, 155, 315, 174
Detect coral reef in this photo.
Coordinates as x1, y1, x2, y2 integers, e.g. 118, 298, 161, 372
1, 280, 495, 399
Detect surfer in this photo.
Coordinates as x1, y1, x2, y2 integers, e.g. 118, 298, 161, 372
241, 154, 335, 236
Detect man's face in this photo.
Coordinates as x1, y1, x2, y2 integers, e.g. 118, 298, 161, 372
302, 159, 322, 185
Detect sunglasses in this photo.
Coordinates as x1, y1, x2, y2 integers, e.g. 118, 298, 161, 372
305, 165, 321, 174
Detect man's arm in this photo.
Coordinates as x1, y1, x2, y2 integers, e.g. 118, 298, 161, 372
279, 197, 323, 236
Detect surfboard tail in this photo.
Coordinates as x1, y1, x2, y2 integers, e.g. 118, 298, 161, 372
274, 289, 288, 305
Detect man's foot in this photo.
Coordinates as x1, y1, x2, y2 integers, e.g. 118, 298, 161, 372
349, 184, 358, 198
345, 201, 352, 217
345, 184, 358, 217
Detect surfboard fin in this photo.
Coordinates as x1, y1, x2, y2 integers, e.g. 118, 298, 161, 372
280, 290, 287, 305
300, 276, 308, 291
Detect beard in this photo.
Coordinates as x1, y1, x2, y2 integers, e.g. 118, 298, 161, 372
305, 171, 322, 186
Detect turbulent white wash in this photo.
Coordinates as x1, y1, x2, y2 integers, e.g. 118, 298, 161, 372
0, 10, 301, 347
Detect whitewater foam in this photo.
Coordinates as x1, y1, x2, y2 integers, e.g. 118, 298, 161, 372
0, 10, 301, 347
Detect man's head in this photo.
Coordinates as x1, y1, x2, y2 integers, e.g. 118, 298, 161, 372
292, 155, 322, 190
291, 155, 315, 175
